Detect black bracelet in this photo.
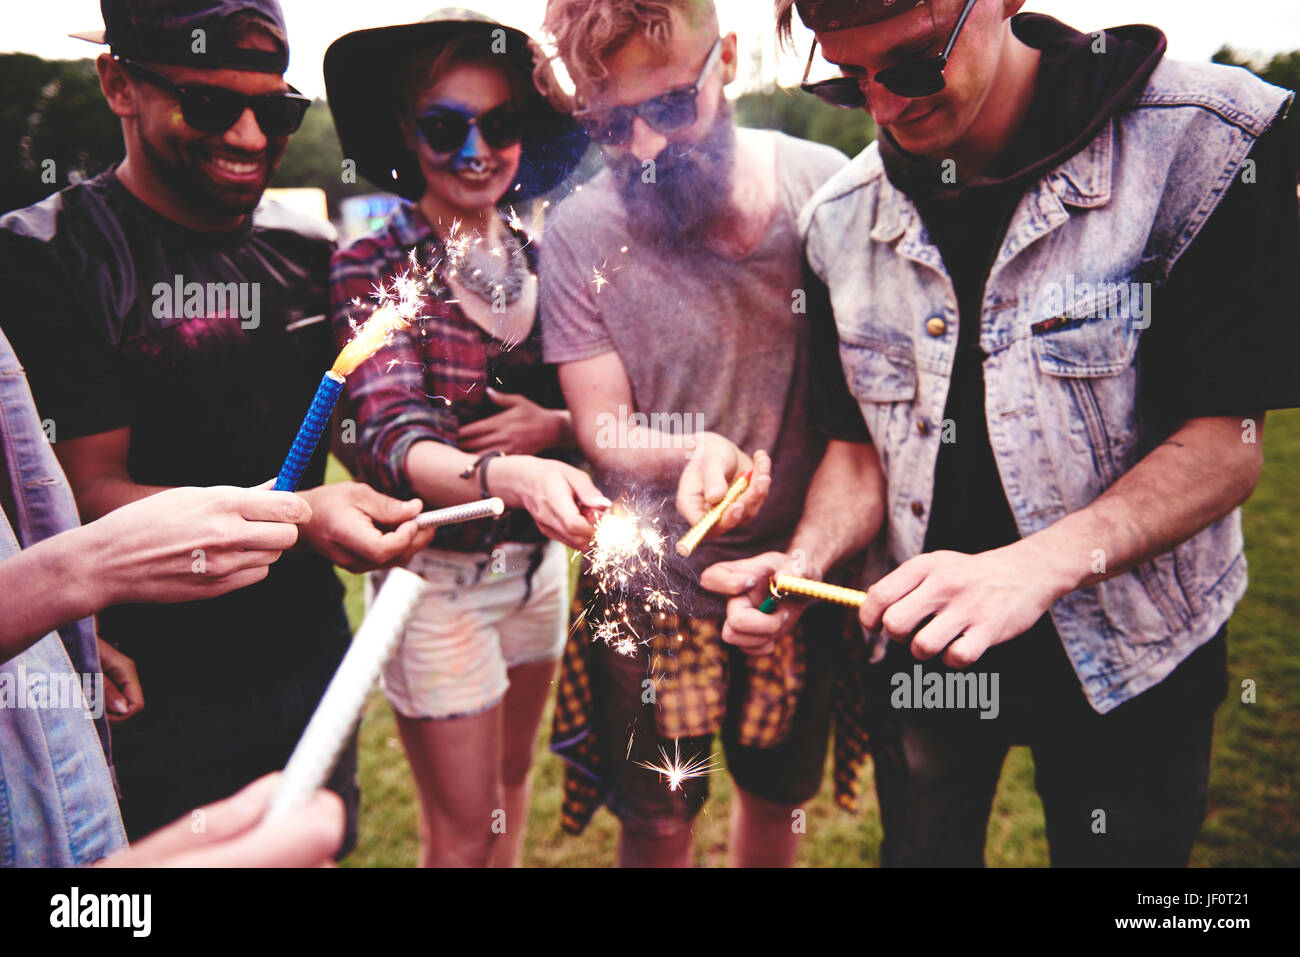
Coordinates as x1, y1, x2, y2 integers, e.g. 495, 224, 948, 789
459, 450, 504, 499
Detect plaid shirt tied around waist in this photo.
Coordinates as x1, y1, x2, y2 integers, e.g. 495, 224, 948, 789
552, 572, 873, 834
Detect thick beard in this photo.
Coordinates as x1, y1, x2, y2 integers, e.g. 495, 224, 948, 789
137, 127, 279, 221
610, 101, 736, 251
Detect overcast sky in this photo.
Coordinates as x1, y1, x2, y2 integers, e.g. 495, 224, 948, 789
5, 0, 1298, 98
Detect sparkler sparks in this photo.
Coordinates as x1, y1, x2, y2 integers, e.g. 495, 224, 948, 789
581, 500, 679, 654
635, 740, 719, 792
586, 505, 665, 585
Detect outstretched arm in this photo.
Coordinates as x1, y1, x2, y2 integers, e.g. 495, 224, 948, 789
862, 414, 1263, 667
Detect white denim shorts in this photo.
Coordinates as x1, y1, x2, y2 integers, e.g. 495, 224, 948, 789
370, 539, 569, 721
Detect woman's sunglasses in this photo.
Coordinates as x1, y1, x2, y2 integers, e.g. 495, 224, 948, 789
116, 57, 311, 136
801, 0, 979, 107
579, 37, 723, 146
414, 104, 527, 154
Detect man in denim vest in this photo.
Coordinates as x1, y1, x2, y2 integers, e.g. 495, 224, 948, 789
702, 0, 1299, 865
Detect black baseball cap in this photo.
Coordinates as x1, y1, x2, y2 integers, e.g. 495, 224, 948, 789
70, 0, 290, 73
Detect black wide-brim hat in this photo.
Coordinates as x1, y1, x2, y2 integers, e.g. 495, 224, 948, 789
323, 8, 588, 202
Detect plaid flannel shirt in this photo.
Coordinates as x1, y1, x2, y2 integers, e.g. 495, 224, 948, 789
329, 202, 556, 552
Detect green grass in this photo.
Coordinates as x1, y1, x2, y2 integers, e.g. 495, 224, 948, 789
328, 408, 1300, 867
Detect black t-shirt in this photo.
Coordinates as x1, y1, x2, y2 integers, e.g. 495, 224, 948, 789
0, 169, 347, 699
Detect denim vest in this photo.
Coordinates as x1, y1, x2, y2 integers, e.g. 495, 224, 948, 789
801, 59, 1293, 713
0, 328, 127, 866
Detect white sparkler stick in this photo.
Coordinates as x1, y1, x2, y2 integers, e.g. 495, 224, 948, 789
264, 566, 428, 824
414, 496, 505, 529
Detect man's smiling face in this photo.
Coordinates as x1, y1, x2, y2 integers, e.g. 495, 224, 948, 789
126, 57, 292, 219
816, 0, 1009, 157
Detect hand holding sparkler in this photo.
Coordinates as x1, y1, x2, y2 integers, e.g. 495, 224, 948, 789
486, 455, 611, 550
296, 482, 435, 573
699, 551, 821, 656
676, 434, 772, 550
265, 567, 428, 826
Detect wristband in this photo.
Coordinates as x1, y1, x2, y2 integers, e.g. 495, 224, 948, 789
459, 450, 505, 499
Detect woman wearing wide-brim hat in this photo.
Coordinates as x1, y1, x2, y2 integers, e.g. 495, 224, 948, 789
324, 8, 605, 868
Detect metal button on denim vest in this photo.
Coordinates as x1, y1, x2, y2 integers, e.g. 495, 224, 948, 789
0, 328, 126, 866
802, 59, 1293, 713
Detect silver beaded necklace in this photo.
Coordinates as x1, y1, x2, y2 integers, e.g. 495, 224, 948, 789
449, 227, 527, 307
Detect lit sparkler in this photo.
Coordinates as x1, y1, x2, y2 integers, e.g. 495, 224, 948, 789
635, 739, 719, 792
273, 257, 426, 491
585, 503, 669, 595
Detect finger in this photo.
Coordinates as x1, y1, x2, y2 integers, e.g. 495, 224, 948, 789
879, 579, 945, 643
550, 502, 597, 550
216, 549, 285, 575
168, 789, 345, 868
911, 611, 968, 662
728, 603, 799, 640
234, 488, 312, 524
343, 527, 416, 569
201, 565, 271, 598
713, 472, 770, 535
721, 619, 780, 652
675, 478, 707, 525
701, 451, 732, 505
860, 558, 932, 632
353, 485, 423, 525
565, 470, 613, 512
102, 674, 133, 718
485, 387, 524, 406
103, 773, 284, 865
699, 553, 784, 596
457, 416, 504, 440
941, 628, 995, 669
229, 521, 301, 553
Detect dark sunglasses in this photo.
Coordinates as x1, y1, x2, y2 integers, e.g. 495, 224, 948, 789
580, 38, 723, 146
801, 0, 978, 106
413, 103, 527, 154
116, 56, 311, 136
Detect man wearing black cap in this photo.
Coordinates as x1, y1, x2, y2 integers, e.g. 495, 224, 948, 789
0, 0, 436, 855
705, 0, 1300, 865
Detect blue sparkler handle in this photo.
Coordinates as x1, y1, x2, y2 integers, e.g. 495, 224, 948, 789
274, 371, 345, 492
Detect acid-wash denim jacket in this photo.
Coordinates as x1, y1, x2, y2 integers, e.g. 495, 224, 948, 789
801, 58, 1293, 713
0, 328, 126, 865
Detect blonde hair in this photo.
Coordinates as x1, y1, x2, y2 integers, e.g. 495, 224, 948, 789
774, 0, 799, 49
538, 0, 718, 105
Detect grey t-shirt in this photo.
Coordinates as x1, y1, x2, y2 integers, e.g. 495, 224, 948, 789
540, 128, 847, 615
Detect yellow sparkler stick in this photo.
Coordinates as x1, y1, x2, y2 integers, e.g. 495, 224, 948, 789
675, 469, 752, 557
770, 573, 869, 608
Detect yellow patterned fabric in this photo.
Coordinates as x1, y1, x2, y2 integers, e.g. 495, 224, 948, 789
551, 575, 872, 834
